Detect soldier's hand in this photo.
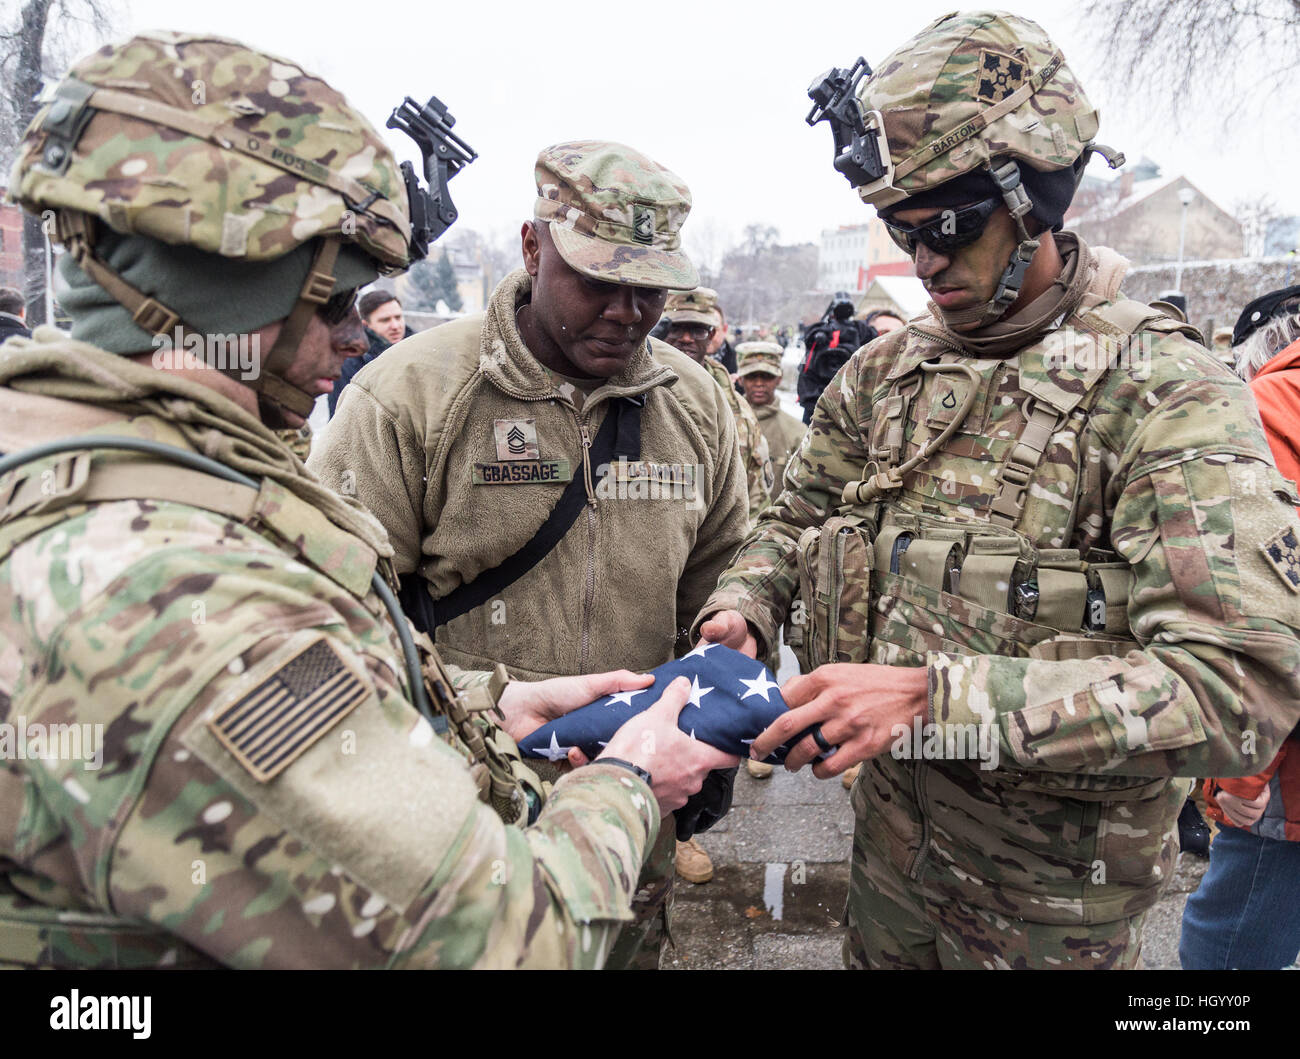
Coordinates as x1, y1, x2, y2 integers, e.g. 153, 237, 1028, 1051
1217, 786, 1271, 828
696, 611, 758, 658
750, 663, 928, 780
593, 676, 740, 816
497, 669, 655, 743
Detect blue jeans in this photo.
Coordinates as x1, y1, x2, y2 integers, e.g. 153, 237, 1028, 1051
1179, 826, 1300, 969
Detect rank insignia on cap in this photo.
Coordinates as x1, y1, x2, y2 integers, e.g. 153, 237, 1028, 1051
976, 50, 1026, 104
208, 637, 369, 782
493, 418, 539, 461
1261, 526, 1300, 594
632, 203, 655, 245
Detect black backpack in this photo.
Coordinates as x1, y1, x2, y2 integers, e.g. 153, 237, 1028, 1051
797, 317, 875, 419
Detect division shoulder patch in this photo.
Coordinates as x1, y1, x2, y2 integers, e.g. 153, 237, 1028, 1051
208, 637, 370, 781
1261, 525, 1300, 594
976, 49, 1026, 104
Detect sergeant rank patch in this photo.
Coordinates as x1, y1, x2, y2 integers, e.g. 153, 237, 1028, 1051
208, 638, 369, 781
976, 50, 1026, 104
1261, 525, 1300, 594
493, 418, 539, 461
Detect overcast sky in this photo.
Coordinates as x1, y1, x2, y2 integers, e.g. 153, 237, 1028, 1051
114, 0, 1293, 266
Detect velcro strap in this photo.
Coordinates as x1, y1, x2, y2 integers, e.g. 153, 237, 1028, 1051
959, 542, 1020, 613
1035, 549, 1088, 631
900, 537, 964, 594
1091, 562, 1133, 636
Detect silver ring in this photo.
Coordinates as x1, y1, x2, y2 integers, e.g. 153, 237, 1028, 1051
811, 725, 834, 753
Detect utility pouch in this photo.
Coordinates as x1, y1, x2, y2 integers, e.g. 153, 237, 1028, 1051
795, 513, 875, 668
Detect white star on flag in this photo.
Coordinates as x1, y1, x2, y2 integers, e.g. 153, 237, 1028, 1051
607, 689, 647, 706
687, 675, 714, 708
739, 670, 781, 702
533, 732, 572, 762
684, 641, 720, 659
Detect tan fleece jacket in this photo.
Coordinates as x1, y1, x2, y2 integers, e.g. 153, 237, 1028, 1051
310, 270, 750, 679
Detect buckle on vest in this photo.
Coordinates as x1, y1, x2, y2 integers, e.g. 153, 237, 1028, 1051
999, 462, 1032, 489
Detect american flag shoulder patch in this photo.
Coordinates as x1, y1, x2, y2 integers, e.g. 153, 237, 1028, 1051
208, 636, 370, 782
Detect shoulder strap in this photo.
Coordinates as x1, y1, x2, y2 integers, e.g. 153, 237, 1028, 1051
401, 396, 643, 633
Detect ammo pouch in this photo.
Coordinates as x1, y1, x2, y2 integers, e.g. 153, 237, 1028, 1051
794, 513, 876, 669
866, 511, 1140, 666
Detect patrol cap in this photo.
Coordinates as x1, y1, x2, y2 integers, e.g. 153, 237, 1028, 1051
736, 340, 784, 379
534, 140, 699, 290
663, 287, 720, 328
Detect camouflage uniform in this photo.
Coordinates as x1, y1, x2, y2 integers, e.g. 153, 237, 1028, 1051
698, 12, 1300, 968
736, 340, 805, 491
663, 288, 774, 522
0, 33, 660, 969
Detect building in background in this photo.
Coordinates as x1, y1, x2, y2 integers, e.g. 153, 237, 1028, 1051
1065, 160, 1242, 265
816, 218, 911, 294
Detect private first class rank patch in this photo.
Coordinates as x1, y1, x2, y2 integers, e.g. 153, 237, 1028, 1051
208, 637, 370, 781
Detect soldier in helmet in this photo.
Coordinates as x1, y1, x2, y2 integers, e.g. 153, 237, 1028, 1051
698, 11, 1300, 968
0, 32, 732, 969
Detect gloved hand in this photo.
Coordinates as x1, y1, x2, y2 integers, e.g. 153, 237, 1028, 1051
675, 766, 738, 841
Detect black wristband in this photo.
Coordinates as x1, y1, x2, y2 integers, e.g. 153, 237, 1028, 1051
594, 757, 653, 789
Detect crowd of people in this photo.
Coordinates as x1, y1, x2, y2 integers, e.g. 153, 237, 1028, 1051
1, 10, 1298, 973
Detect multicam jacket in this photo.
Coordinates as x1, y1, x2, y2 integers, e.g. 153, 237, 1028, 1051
700, 238, 1300, 923
0, 332, 658, 969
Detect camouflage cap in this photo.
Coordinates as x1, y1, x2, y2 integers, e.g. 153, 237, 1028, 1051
9, 31, 412, 272
736, 340, 784, 378
663, 287, 720, 328
854, 11, 1101, 209
535, 141, 698, 290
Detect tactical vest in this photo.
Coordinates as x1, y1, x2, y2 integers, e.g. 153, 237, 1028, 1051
789, 300, 1201, 923
0, 403, 547, 967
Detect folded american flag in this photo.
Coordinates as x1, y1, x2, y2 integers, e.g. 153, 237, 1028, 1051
518, 642, 807, 765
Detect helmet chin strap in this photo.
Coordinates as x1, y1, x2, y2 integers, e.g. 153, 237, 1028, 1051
933, 159, 1040, 331
55, 210, 333, 423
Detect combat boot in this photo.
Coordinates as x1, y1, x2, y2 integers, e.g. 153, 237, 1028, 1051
1178, 798, 1212, 858
675, 838, 714, 884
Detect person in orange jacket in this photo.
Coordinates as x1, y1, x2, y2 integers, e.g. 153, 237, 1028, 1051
1180, 285, 1300, 969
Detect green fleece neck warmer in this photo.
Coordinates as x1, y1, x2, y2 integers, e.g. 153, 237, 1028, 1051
57, 232, 379, 354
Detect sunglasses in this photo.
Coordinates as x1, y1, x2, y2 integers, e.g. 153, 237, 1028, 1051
318, 288, 359, 326
882, 197, 1002, 256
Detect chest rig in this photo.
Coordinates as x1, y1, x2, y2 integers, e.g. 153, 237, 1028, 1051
793, 302, 1194, 674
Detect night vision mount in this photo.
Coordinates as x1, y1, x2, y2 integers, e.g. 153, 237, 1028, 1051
387, 94, 478, 260
806, 58, 891, 189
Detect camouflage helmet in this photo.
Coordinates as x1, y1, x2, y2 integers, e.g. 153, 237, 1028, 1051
852, 11, 1114, 211
10, 30, 412, 271
8, 31, 428, 419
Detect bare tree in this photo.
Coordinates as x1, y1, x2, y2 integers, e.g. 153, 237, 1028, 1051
1079, 0, 1300, 129
1234, 193, 1281, 258
0, 0, 118, 324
